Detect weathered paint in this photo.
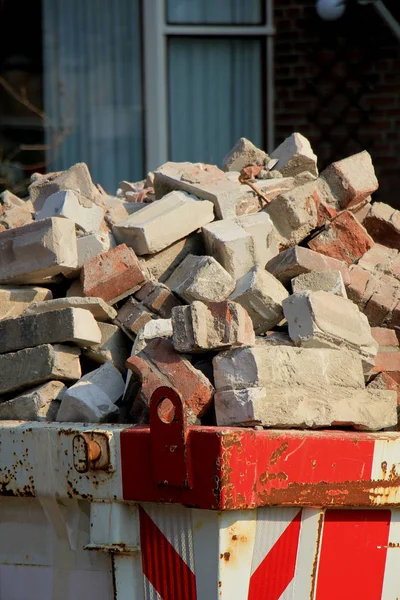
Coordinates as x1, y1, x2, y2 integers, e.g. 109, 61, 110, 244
2, 422, 400, 508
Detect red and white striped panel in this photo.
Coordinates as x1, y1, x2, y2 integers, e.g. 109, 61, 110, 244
138, 503, 400, 600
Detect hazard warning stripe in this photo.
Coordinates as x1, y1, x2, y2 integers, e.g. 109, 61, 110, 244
247, 510, 302, 600
314, 509, 391, 600
139, 506, 197, 600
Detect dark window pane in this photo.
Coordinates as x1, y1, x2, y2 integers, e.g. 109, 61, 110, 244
167, 0, 264, 25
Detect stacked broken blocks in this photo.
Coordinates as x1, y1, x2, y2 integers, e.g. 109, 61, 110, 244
0, 132, 399, 431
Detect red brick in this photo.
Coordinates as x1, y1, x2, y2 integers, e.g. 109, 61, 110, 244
114, 298, 154, 339
141, 338, 214, 418
81, 243, 145, 303
363, 202, 400, 249
374, 351, 400, 373
308, 211, 374, 265
371, 327, 399, 348
314, 196, 338, 227
320, 151, 379, 209
364, 275, 400, 327
346, 265, 373, 307
135, 282, 180, 318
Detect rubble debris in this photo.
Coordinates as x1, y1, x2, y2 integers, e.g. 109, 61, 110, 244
0, 135, 396, 432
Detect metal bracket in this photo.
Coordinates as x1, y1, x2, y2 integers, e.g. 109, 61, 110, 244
149, 386, 194, 489
73, 432, 111, 473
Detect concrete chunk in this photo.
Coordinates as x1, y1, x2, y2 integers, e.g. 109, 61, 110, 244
57, 362, 124, 422
0, 344, 81, 395
166, 254, 235, 303
270, 132, 318, 177
0, 217, 78, 284
0, 285, 52, 320
363, 202, 400, 249
222, 137, 269, 172
203, 213, 278, 280
113, 190, 214, 255
320, 151, 378, 209
0, 381, 66, 421
36, 190, 105, 233
172, 300, 255, 353
83, 322, 132, 371
266, 245, 350, 286
80, 244, 146, 304
291, 270, 347, 297
0, 307, 101, 354
0, 204, 33, 230
283, 290, 378, 366
214, 387, 396, 430
230, 266, 289, 333
23, 296, 117, 322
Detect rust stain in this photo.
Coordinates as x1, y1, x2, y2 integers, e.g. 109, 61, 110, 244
382, 461, 388, 478
269, 442, 289, 465
223, 551, 230, 562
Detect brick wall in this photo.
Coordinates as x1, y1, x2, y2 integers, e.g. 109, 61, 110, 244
274, 0, 400, 207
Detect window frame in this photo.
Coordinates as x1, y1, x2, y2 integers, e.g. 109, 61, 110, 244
143, 0, 275, 172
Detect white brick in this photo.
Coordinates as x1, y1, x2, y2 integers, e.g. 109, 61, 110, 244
0, 217, 78, 284
23, 296, 116, 322
113, 190, 214, 254
0, 307, 101, 354
153, 161, 251, 219
202, 213, 278, 280
57, 362, 124, 422
36, 190, 105, 233
213, 345, 365, 392
132, 318, 173, 354
76, 232, 116, 267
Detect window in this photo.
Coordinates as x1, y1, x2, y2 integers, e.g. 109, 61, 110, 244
39, 0, 274, 192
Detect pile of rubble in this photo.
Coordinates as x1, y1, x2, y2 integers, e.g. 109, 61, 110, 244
0, 132, 399, 431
